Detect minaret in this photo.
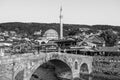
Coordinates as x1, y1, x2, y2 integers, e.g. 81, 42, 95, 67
60, 6, 63, 39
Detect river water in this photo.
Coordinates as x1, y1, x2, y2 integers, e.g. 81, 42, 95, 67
30, 61, 120, 80
30, 66, 120, 80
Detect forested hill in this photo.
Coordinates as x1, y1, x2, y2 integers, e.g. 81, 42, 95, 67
0, 22, 120, 36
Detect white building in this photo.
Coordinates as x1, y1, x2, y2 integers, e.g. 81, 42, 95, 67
43, 29, 59, 40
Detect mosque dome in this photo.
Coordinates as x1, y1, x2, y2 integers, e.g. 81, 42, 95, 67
43, 29, 58, 40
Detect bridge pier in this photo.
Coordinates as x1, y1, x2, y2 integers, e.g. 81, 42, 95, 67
23, 68, 29, 80
72, 70, 79, 77
23, 63, 32, 80
72, 70, 80, 80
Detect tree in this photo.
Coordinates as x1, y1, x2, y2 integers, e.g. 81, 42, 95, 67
68, 28, 80, 36
100, 29, 118, 47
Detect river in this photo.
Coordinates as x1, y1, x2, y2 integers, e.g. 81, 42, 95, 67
30, 66, 120, 80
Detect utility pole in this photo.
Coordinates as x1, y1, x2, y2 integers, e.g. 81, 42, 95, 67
60, 6, 63, 39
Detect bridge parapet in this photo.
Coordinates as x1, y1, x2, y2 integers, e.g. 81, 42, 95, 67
0, 52, 42, 64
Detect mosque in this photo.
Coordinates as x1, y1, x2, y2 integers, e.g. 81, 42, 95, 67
43, 29, 59, 40
42, 6, 63, 40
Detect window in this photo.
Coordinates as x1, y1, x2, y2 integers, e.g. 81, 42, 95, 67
75, 61, 78, 70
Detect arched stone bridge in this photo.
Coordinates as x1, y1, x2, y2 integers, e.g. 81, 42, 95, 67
0, 52, 93, 80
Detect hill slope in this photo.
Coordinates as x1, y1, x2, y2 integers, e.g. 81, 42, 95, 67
0, 22, 120, 37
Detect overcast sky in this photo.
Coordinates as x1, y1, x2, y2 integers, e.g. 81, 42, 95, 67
0, 0, 120, 26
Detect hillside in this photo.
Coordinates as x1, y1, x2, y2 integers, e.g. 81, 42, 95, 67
0, 22, 120, 37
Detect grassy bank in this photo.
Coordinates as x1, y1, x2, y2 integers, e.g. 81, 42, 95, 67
80, 73, 120, 80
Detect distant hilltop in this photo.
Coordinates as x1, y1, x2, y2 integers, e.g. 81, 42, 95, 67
0, 22, 120, 37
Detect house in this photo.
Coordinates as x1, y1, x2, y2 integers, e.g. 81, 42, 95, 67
0, 35, 5, 41
79, 28, 90, 31
0, 41, 13, 56
10, 31, 17, 37
34, 30, 42, 35
3, 31, 9, 37
78, 41, 96, 49
35, 38, 48, 45
0, 46, 12, 56
86, 35, 105, 47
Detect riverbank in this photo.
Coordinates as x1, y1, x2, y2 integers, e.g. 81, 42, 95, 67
80, 73, 120, 80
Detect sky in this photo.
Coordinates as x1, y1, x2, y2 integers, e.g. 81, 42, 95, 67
0, 0, 120, 26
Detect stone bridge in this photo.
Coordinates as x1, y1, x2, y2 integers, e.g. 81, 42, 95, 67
0, 52, 93, 80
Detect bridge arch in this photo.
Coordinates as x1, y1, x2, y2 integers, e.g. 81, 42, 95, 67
24, 53, 73, 80
15, 70, 24, 80
79, 56, 93, 75
29, 59, 73, 80
13, 61, 25, 80
80, 63, 89, 74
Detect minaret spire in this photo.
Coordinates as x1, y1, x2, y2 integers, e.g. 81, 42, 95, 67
60, 5, 63, 39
